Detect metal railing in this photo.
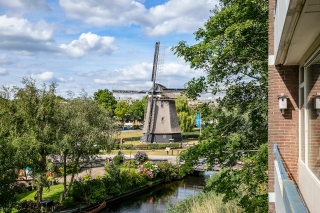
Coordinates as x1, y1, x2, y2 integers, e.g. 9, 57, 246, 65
273, 144, 308, 213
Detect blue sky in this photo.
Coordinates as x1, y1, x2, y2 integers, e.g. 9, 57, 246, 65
0, 0, 218, 99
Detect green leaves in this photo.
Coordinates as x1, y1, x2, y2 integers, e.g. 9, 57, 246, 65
93, 89, 117, 115
172, 0, 268, 211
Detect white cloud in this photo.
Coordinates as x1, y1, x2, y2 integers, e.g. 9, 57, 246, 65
59, 0, 145, 26
0, 15, 55, 53
59, 0, 217, 36
59, 32, 118, 58
0, 54, 14, 65
84, 61, 197, 91
0, 67, 8, 75
0, 0, 50, 11
30, 71, 66, 83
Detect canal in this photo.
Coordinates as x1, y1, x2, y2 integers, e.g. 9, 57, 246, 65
101, 171, 215, 213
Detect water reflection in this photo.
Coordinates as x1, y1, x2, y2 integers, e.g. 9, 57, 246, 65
101, 171, 215, 213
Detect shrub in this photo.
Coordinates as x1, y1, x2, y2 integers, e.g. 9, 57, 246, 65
122, 160, 138, 169
138, 168, 154, 180
83, 174, 92, 182
120, 170, 146, 192
113, 155, 124, 165
16, 200, 41, 213
72, 179, 106, 204
13, 182, 27, 194
134, 151, 148, 164
103, 164, 121, 195
72, 181, 86, 203
157, 162, 180, 182
142, 161, 160, 177
85, 179, 106, 204
62, 197, 74, 208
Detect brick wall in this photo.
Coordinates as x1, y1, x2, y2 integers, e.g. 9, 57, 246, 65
268, 65, 299, 186
268, 1, 300, 212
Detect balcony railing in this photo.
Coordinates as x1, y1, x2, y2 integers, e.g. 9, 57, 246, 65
273, 144, 308, 213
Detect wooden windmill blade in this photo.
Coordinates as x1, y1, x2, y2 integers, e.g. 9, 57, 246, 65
111, 89, 148, 94
151, 41, 160, 85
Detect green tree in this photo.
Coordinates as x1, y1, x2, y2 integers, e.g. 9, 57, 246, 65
128, 97, 147, 122
175, 95, 195, 132
0, 78, 60, 204
114, 101, 129, 124
93, 89, 117, 115
55, 91, 119, 200
172, 0, 268, 211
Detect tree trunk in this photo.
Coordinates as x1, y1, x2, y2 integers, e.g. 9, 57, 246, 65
64, 154, 80, 198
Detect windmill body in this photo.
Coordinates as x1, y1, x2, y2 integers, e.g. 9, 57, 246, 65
112, 42, 183, 143
140, 84, 182, 142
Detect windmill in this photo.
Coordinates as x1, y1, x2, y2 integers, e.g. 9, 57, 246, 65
112, 42, 184, 143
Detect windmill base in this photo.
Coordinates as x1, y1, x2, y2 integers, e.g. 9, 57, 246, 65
140, 133, 182, 143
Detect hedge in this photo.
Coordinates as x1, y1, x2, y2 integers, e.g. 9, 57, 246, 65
119, 143, 180, 150
121, 133, 199, 142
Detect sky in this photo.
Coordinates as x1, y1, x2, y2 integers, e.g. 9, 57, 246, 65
0, 0, 219, 99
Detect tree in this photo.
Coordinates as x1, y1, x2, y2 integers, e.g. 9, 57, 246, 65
172, 0, 268, 211
55, 91, 119, 200
114, 101, 129, 124
175, 95, 195, 132
0, 78, 60, 204
93, 89, 117, 115
128, 97, 147, 122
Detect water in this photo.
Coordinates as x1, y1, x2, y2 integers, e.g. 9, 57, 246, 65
100, 171, 215, 213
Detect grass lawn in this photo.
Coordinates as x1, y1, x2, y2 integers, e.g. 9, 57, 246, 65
17, 184, 65, 203
119, 130, 142, 138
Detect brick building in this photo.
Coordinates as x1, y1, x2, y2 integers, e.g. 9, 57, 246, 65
268, 0, 320, 212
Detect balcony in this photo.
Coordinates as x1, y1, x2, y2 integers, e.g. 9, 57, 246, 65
273, 144, 308, 213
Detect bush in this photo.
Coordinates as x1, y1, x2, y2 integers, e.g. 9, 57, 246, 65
142, 161, 160, 177
83, 174, 92, 181
113, 155, 124, 165
85, 179, 106, 204
13, 182, 27, 194
119, 143, 180, 150
122, 160, 138, 169
62, 197, 74, 208
157, 161, 181, 182
16, 200, 41, 213
134, 151, 148, 164
103, 164, 121, 195
120, 170, 146, 192
72, 179, 106, 204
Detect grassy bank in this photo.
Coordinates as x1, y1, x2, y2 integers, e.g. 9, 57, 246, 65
166, 191, 242, 213
17, 184, 64, 203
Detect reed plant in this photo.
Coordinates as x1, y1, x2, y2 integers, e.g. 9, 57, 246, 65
166, 191, 243, 213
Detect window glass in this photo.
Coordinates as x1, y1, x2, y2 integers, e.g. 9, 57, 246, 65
307, 57, 320, 179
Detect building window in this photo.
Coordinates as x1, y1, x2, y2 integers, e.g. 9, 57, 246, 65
161, 101, 164, 108
163, 135, 166, 139
299, 67, 305, 163
302, 53, 320, 180
161, 117, 165, 123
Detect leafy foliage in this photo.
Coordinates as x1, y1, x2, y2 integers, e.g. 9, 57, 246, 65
103, 164, 121, 195
113, 155, 124, 165
114, 101, 129, 123
128, 97, 147, 122
157, 162, 181, 182
93, 89, 117, 115
134, 151, 148, 164
172, 0, 268, 211
175, 95, 195, 132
